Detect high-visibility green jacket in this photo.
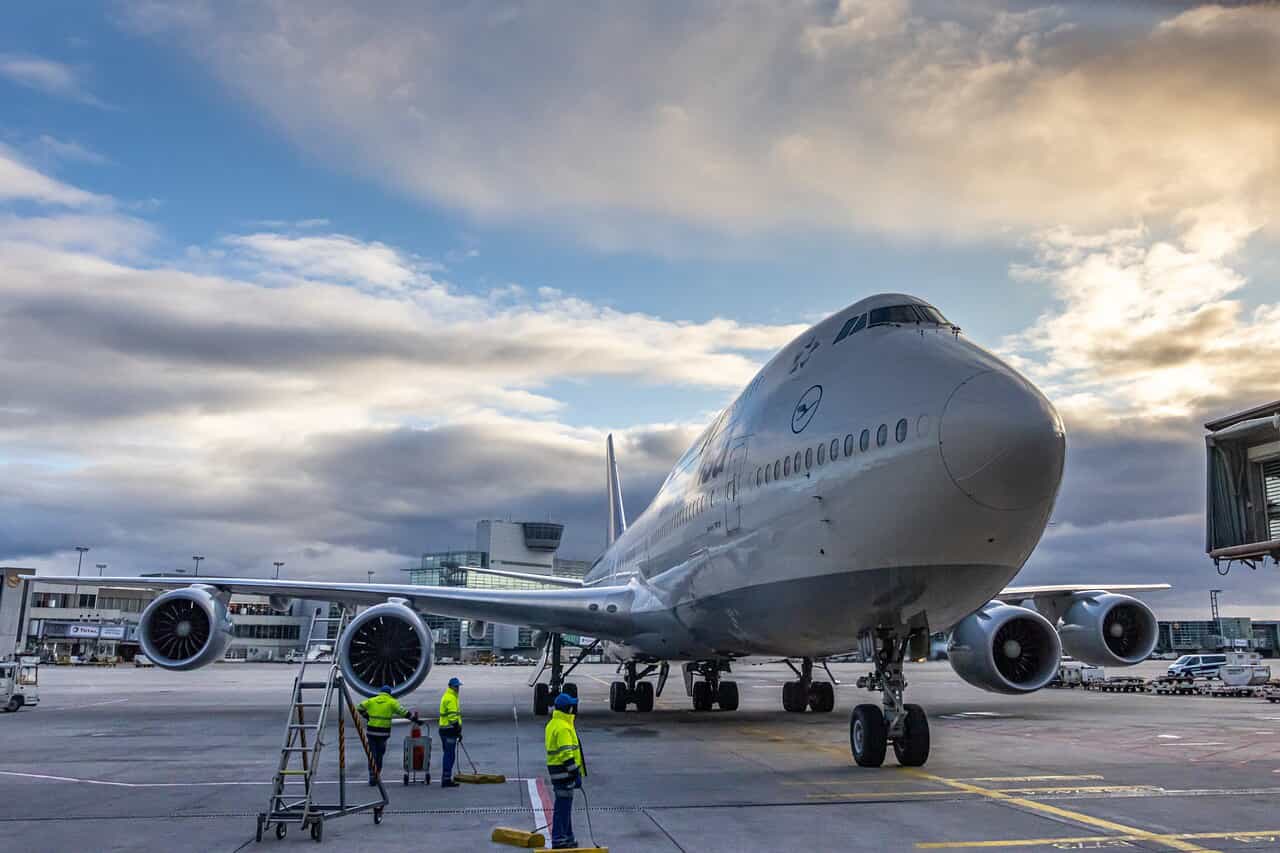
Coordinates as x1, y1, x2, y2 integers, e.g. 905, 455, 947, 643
438, 687, 462, 729
358, 692, 408, 735
544, 709, 583, 783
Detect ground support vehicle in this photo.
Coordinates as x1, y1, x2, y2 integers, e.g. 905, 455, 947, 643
0, 658, 39, 712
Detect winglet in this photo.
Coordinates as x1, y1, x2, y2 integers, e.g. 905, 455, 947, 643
606, 434, 628, 546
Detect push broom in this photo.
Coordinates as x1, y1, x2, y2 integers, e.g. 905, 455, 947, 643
454, 739, 507, 784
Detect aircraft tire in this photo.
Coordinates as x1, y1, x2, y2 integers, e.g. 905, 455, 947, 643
782, 681, 806, 712
809, 681, 835, 713
716, 680, 739, 711
892, 704, 930, 767
635, 681, 655, 712
691, 681, 713, 711
609, 681, 628, 712
850, 704, 887, 767
533, 683, 551, 716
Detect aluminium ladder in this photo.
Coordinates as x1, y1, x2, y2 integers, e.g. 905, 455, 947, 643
256, 606, 389, 843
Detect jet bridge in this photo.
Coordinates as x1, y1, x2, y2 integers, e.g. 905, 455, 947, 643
1205, 400, 1280, 573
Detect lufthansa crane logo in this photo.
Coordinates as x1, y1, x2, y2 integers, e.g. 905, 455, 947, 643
791, 384, 822, 434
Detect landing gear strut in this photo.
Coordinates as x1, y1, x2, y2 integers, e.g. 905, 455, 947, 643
608, 661, 667, 712
684, 660, 739, 711
530, 633, 597, 716
782, 657, 836, 713
850, 627, 930, 767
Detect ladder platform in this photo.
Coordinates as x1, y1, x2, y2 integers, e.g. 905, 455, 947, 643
299, 681, 328, 689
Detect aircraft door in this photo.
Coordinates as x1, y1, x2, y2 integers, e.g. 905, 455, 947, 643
725, 439, 749, 534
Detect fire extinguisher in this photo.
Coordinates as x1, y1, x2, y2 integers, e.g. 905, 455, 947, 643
410, 714, 425, 770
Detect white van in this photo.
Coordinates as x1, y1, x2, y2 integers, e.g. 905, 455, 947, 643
1167, 653, 1228, 679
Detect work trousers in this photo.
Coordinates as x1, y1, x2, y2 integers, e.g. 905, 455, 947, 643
550, 780, 576, 848
439, 729, 458, 782
367, 732, 389, 784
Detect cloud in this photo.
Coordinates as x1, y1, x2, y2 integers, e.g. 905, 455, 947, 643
0, 144, 106, 207
0, 157, 802, 578
36, 135, 111, 166
0, 54, 111, 107
122, 2, 1280, 244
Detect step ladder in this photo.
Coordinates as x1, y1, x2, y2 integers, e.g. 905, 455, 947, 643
256, 606, 388, 844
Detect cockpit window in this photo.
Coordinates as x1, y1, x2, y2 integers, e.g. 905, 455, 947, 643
833, 312, 867, 344
868, 305, 923, 326
914, 305, 950, 325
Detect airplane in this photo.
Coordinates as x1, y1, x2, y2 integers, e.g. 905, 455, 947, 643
29, 292, 1169, 768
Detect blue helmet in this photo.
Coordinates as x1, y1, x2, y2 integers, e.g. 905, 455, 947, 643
380, 685, 394, 695
448, 677, 462, 688
553, 692, 578, 711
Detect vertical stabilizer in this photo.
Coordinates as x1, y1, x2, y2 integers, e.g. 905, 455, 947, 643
606, 434, 628, 546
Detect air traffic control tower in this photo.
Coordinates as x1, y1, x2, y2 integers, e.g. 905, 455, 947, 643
1206, 400, 1280, 573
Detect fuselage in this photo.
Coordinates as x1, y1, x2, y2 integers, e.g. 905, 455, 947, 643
588, 293, 1066, 661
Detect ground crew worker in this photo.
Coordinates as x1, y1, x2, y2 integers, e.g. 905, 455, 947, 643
544, 692, 583, 849
358, 684, 416, 786
438, 676, 463, 788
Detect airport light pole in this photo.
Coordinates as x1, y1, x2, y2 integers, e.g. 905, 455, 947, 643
192, 555, 204, 577
273, 561, 284, 580
366, 570, 374, 584
74, 545, 90, 605
1210, 589, 1224, 646
96, 563, 107, 577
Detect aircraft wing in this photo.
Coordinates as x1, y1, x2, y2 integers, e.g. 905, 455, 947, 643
28, 575, 630, 639
996, 583, 1171, 623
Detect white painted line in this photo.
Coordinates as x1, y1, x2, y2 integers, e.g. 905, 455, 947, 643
1159, 742, 1226, 747
45, 698, 129, 711
1157, 734, 1181, 739
0, 771, 261, 788
527, 778, 550, 835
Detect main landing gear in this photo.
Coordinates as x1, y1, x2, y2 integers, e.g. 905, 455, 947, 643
782, 657, 836, 713
530, 633, 598, 716
683, 660, 739, 711
609, 661, 669, 712
850, 628, 930, 768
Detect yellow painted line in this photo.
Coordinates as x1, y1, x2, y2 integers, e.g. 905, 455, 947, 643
959, 775, 1106, 783
917, 829, 1280, 849
992, 785, 1158, 795
805, 790, 962, 800
904, 770, 1212, 853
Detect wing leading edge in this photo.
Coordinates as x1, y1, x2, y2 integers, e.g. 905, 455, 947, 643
28, 575, 630, 639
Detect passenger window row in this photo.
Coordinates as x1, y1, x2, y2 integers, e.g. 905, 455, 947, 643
753, 417, 914, 488
657, 491, 714, 543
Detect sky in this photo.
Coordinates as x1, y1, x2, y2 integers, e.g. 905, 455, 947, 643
1, 1, 1278, 619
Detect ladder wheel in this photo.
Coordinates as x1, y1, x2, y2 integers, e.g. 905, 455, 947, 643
403, 773, 409, 786
275, 823, 287, 840
373, 807, 384, 825
255, 814, 264, 843
310, 819, 323, 842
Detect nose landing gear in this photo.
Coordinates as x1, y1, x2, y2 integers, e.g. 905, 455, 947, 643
850, 628, 930, 767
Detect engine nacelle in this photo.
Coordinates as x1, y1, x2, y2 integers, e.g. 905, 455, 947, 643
138, 586, 234, 670
467, 619, 487, 641
339, 601, 434, 698
1058, 592, 1158, 666
949, 602, 1061, 694
268, 594, 294, 614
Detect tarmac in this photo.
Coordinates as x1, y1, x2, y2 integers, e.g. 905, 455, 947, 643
3, 660, 1280, 852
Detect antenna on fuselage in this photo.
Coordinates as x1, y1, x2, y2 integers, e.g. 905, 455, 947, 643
606, 434, 628, 546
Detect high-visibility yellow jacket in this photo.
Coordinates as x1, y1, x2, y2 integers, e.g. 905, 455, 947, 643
359, 692, 408, 735
544, 709, 583, 783
438, 687, 462, 730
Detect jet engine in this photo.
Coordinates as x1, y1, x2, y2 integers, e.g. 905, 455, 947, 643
138, 587, 234, 670
338, 600, 434, 697
948, 602, 1061, 694
1058, 592, 1158, 666
467, 619, 487, 641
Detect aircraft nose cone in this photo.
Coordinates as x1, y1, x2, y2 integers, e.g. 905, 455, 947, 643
939, 370, 1065, 511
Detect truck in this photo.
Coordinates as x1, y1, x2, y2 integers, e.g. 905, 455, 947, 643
0, 657, 40, 712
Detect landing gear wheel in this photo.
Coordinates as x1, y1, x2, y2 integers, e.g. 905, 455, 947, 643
310, 819, 323, 843
533, 683, 551, 716
275, 822, 287, 840
691, 680, 713, 711
635, 680, 655, 712
716, 680, 739, 711
850, 704, 888, 767
782, 680, 806, 712
892, 704, 930, 767
609, 681, 628, 712
809, 681, 835, 713
373, 807, 384, 825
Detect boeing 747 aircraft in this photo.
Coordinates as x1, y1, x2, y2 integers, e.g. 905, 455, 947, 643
31, 293, 1167, 767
